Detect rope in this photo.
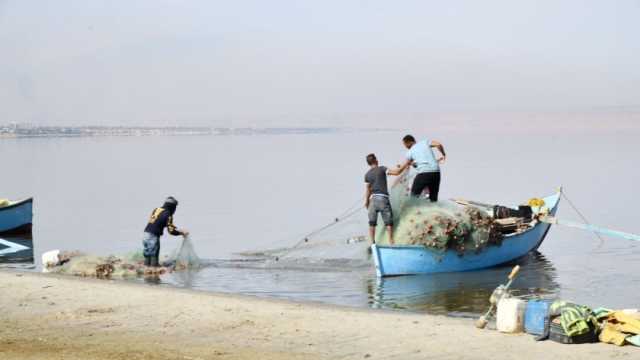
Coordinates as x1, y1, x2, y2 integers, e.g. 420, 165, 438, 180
336, 197, 365, 219
293, 199, 365, 249
263, 169, 410, 256
560, 189, 605, 249
293, 170, 411, 248
251, 200, 365, 261
235, 194, 367, 259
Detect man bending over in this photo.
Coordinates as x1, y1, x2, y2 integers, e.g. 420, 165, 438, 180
142, 196, 189, 267
394, 135, 446, 202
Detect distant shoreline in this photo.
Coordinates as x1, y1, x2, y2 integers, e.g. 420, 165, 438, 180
0, 125, 392, 139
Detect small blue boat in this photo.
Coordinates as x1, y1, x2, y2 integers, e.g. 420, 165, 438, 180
371, 190, 560, 277
0, 198, 33, 235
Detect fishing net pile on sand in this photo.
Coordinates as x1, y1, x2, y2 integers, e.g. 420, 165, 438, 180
46, 236, 201, 278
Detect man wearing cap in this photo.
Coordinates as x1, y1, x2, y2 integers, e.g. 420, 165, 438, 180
142, 196, 189, 267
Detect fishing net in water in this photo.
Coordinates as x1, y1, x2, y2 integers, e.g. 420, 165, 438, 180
235, 199, 372, 271
237, 169, 504, 269
374, 169, 503, 253
168, 235, 201, 270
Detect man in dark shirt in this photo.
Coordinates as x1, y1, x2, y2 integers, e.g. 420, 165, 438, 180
364, 153, 402, 245
142, 196, 189, 267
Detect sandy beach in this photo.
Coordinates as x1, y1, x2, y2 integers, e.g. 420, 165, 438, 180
0, 271, 636, 360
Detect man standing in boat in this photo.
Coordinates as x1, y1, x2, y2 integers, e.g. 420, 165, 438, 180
394, 135, 446, 202
365, 153, 401, 245
142, 196, 189, 268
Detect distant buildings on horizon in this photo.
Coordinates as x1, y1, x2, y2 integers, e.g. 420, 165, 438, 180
0, 124, 211, 138
0, 124, 362, 138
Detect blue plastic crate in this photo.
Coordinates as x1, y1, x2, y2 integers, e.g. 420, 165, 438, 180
524, 300, 551, 335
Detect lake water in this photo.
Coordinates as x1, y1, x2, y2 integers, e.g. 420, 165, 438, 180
2, 124, 639, 316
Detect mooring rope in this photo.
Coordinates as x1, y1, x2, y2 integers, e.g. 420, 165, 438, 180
560, 189, 605, 249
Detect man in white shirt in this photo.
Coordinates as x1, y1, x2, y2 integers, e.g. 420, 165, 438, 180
394, 134, 446, 202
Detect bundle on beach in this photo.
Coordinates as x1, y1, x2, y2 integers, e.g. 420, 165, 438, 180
376, 169, 503, 253
46, 236, 202, 278
49, 253, 144, 278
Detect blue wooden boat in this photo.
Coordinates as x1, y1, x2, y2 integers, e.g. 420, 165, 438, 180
371, 190, 560, 277
0, 198, 33, 235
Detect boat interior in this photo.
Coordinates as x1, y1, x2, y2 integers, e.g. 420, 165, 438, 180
452, 198, 549, 237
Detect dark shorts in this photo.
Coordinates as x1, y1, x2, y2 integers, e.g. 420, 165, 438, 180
368, 195, 393, 226
411, 171, 441, 202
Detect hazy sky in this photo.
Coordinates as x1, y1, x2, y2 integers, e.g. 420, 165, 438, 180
1, 1, 639, 126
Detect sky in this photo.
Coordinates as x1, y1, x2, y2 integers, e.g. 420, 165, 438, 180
1, 0, 639, 127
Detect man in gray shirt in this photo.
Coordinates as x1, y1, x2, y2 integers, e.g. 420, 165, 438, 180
364, 153, 402, 245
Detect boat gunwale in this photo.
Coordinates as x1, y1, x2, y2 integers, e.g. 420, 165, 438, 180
0, 198, 33, 212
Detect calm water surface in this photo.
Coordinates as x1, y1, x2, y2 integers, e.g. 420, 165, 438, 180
1, 129, 639, 315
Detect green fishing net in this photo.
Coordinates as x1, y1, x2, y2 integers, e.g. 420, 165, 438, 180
375, 169, 503, 253
169, 235, 201, 270
236, 169, 505, 271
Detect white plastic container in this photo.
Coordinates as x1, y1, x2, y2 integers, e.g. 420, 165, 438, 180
497, 298, 526, 333
41, 250, 60, 272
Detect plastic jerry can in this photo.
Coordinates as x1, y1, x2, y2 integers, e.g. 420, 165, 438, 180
41, 249, 61, 272
497, 298, 526, 333
524, 300, 551, 335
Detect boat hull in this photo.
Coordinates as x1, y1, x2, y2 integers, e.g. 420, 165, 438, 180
372, 192, 560, 277
0, 198, 33, 235
0, 235, 34, 264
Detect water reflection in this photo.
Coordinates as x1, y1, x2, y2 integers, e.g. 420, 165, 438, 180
168, 267, 201, 288
162, 265, 370, 306
143, 274, 163, 285
368, 252, 559, 317
0, 233, 35, 269
153, 251, 559, 317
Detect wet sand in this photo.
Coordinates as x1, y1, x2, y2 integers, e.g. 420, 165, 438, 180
0, 270, 635, 360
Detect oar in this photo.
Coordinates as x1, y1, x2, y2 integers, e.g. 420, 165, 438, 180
476, 265, 521, 329
451, 198, 495, 209
540, 216, 640, 242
